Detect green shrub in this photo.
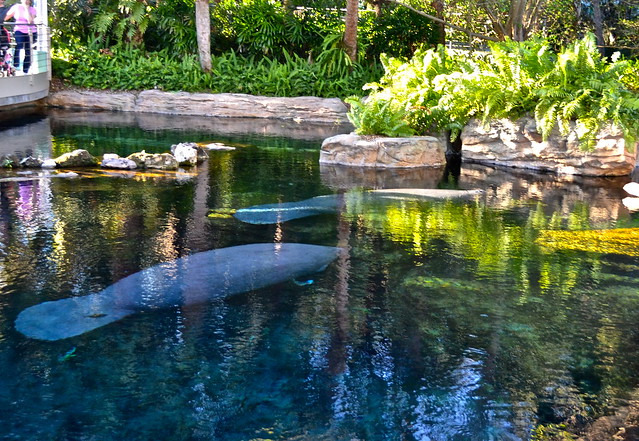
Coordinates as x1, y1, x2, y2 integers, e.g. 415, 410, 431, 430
359, 5, 440, 60
345, 96, 415, 137
210, 0, 330, 61
348, 34, 639, 150
52, 45, 382, 98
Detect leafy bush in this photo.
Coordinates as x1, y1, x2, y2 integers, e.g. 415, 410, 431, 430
345, 96, 415, 137
52, 46, 382, 98
359, 5, 440, 60
211, 0, 337, 61
347, 35, 639, 150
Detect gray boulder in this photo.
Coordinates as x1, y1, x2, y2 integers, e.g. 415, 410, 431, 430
101, 154, 137, 170
461, 117, 637, 176
20, 156, 43, 168
127, 151, 178, 170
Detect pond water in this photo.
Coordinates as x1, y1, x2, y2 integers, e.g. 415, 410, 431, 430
1, 109, 639, 440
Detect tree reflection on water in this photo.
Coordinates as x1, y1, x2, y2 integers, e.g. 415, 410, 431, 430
0, 110, 638, 440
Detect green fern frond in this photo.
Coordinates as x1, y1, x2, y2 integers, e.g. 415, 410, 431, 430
91, 12, 116, 35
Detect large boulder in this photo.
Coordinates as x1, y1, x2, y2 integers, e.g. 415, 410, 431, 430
462, 117, 638, 176
127, 151, 178, 170
55, 149, 99, 168
320, 133, 446, 168
170, 142, 208, 166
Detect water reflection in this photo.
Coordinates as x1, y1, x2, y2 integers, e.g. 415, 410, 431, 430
0, 112, 51, 159
0, 109, 638, 440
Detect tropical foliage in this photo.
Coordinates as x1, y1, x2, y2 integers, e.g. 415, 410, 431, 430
346, 35, 639, 150
52, 46, 383, 98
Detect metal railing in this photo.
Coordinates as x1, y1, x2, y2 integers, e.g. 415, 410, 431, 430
0, 22, 50, 77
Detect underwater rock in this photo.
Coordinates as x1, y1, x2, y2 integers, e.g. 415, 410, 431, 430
15, 243, 341, 341
536, 228, 639, 256
55, 149, 99, 168
205, 142, 236, 151
233, 188, 483, 224
369, 188, 484, 199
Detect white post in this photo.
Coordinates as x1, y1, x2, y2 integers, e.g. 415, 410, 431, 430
32, 0, 49, 78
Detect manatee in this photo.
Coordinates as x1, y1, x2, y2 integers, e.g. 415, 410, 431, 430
233, 188, 483, 224
369, 188, 483, 199
15, 243, 341, 341
233, 195, 340, 224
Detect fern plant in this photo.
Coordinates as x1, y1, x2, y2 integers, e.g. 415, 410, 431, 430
533, 35, 639, 150
347, 34, 639, 151
91, 0, 152, 47
345, 96, 415, 137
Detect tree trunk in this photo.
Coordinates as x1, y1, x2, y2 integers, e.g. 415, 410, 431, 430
505, 0, 527, 40
344, 0, 359, 62
195, 0, 212, 72
592, 0, 605, 51
431, 0, 445, 44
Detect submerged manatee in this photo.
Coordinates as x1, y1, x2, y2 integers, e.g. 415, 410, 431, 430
16, 243, 341, 341
233, 188, 483, 224
233, 195, 340, 224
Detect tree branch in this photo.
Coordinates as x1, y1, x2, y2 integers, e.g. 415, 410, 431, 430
386, 0, 501, 42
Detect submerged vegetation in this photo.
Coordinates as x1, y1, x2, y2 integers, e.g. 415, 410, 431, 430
346, 35, 639, 149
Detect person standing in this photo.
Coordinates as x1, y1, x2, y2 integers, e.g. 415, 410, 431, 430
5, 0, 37, 73
0, 0, 10, 23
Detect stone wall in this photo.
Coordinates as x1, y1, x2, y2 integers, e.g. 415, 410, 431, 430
462, 117, 638, 176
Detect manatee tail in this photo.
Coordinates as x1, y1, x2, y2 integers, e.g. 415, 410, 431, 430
15, 294, 132, 341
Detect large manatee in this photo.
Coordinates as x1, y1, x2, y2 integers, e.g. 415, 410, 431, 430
233, 188, 483, 224
16, 243, 341, 341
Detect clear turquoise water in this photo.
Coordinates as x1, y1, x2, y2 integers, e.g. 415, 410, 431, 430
1, 110, 639, 440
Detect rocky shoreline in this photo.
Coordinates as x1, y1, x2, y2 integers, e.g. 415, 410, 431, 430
42, 89, 639, 176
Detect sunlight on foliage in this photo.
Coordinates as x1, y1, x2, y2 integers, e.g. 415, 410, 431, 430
536, 228, 639, 256
348, 34, 639, 150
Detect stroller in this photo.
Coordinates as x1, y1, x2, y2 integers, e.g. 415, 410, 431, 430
0, 25, 15, 77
